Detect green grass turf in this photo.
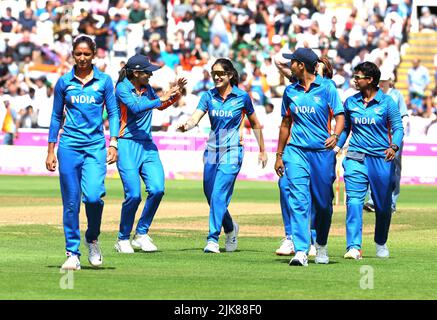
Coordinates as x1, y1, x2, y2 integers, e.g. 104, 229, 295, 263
0, 176, 436, 299
0, 175, 280, 205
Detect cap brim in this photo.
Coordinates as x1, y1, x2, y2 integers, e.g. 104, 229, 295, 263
282, 53, 296, 60
146, 64, 161, 72
130, 64, 161, 72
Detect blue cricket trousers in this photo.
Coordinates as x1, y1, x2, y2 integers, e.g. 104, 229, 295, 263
343, 155, 395, 250
58, 144, 107, 256
116, 139, 165, 240
367, 142, 403, 211
203, 146, 243, 243
279, 176, 317, 244
282, 145, 336, 253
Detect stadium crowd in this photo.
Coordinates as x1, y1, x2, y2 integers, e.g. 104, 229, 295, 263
1, 0, 437, 144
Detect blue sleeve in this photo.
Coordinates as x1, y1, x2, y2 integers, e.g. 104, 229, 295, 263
327, 81, 344, 116
149, 85, 160, 100
337, 98, 351, 148
48, 78, 65, 143
115, 82, 162, 114
387, 96, 404, 147
281, 87, 291, 117
197, 91, 210, 112
244, 93, 255, 116
103, 76, 120, 138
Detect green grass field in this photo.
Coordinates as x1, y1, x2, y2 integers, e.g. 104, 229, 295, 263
0, 175, 436, 300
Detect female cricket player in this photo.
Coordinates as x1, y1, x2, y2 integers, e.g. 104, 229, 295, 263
275, 56, 334, 257
179, 58, 267, 253
338, 62, 404, 260
46, 35, 120, 270
274, 48, 345, 267
113, 54, 186, 254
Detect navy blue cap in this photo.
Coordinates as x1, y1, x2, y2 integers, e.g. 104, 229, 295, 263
283, 48, 319, 70
125, 54, 160, 72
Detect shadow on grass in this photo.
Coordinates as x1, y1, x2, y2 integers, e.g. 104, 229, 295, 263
275, 258, 340, 265
47, 265, 116, 270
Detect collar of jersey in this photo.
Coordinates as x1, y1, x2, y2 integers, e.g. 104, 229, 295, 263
355, 88, 384, 103
291, 74, 323, 90
211, 85, 243, 99
67, 65, 102, 81
121, 77, 149, 95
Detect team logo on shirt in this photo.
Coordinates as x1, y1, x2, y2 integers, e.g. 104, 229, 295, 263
294, 106, 316, 114
71, 95, 96, 104
374, 107, 383, 115
354, 117, 376, 125
92, 84, 100, 91
66, 85, 77, 91
313, 96, 321, 103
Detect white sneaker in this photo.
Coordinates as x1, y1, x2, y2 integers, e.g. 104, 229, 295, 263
308, 244, 317, 257
275, 238, 295, 256
289, 251, 308, 266
225, 222, 239, 252
314, 243, 329, 264
131, 234, 158, 252
204, 241, 220, 253
85, 240, 103, 267
376, 243, 389, 258
114, 239, 134, 254
61, 253, 81, 271
344, 248, 362, 260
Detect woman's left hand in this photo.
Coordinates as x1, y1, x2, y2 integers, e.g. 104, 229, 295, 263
384, 147, 396, 162
107, 147, 118, 164
324, 135, 338, 149
258, 151, 268, 168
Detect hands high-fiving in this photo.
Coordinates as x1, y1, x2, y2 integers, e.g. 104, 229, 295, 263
176, 78, 188, 93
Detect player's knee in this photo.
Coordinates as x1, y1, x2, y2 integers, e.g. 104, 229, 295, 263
83, 195, 103, 205
126, 193, 142, 205
210, 191, 226, 205
148, 185, 165, 199
65, 201, 80, 215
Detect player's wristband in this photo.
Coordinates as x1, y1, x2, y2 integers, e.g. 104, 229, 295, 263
331, 133, 339, 140
276, 151, 284, 158
390, 144, 399, 152
109, 139, 118, 150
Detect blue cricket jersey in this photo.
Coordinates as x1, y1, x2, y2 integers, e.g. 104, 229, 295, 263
281, 75, 344, 150
116, 78, 162, 141
197, 86, 254, 150
48, 65, 119, 149
338, 89, 404, 157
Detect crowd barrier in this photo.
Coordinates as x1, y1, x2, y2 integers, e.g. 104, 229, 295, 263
1, 129, 436, 185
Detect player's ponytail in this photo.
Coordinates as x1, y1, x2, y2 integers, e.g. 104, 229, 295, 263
116, 65, 128, 85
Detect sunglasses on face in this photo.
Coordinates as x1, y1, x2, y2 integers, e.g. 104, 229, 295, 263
353, 74, 370, 80
133, 69, 152, 75
211, 71, 229, 78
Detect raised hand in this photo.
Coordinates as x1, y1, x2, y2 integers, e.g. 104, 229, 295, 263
177, 78, 188, 91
